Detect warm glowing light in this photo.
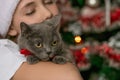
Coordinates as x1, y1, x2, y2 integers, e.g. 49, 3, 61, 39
81, 47, 88, 54
74, 36, 82, 43
88, 0, 97, 6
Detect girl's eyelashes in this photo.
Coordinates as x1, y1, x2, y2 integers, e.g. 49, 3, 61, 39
43, 0, 54, 4
24, 0, 56, 16
25, 9, 36, 16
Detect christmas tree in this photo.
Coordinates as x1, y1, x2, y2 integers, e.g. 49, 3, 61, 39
57, 0, 120, 80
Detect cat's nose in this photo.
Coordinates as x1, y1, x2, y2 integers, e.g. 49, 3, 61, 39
47, 51, 52, 55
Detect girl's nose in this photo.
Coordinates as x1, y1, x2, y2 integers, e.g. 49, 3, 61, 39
41, 6, 52, 21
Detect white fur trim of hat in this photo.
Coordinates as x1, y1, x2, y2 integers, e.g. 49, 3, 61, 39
0, 0, 20, 37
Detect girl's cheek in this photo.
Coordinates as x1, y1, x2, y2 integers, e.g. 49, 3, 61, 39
49, 6, 59, 15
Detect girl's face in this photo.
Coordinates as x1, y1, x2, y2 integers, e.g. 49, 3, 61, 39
8, 0, 59, 36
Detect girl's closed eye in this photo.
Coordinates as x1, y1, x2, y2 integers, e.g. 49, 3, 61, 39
25, 8, 36, 16
43, 0, 55, 5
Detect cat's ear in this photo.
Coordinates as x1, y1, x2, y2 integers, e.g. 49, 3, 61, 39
52, 14, 62, 27
47, 14, 62, 27
20, 22, 32, 38
20, 22, 31, 33
50, 14, 62, 31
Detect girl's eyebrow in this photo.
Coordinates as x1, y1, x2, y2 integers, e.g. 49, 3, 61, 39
24, 2, 35, 8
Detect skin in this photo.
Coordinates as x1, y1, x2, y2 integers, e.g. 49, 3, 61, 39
8, 0, 59, 37
7, 0, 83, 80
12, 62, 83, 80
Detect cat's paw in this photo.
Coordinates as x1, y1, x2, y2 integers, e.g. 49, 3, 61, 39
27, 55, 40, 64
52, 56, 67, 64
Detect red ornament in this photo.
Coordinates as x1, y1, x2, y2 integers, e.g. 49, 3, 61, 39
111, 8, 120, 23
98, 43, 120, 62
20, 49, 32, 56
79, 11, 104, 28
72, 49, 88, 64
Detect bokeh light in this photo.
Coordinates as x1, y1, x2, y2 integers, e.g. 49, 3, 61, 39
74, 35, 82, 43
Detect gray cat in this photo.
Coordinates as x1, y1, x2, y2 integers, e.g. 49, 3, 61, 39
18, 15, 75, 65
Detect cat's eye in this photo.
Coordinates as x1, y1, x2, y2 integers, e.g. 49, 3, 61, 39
51, 41, 57, 46
35, 43, 43, 48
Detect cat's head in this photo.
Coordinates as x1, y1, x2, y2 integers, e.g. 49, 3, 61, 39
18, 14, 62, 60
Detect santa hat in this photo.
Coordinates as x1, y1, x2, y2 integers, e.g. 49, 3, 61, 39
0, 0, 20, 37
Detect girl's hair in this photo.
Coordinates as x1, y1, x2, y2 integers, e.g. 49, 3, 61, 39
0, 34, 3, 39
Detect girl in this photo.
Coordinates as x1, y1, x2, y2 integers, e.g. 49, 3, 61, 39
0, 0, 83, 80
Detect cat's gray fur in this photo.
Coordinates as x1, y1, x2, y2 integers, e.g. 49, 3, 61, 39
18, 15, 75, 65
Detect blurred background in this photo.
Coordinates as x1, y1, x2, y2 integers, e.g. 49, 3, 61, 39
56, 0, 120, 80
